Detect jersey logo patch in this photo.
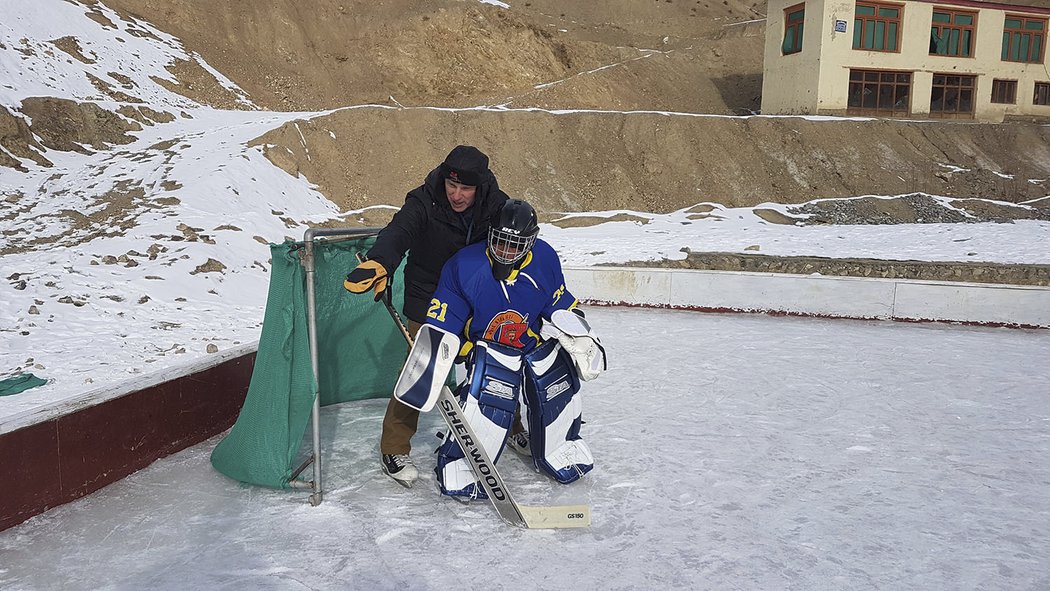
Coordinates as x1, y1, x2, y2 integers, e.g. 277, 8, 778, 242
485, 310, 529, 348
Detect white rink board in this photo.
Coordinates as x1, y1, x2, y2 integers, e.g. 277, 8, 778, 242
665, 270, 896, 318
565, 267, 1050, 327
565, 266, 674, 307
893, 281, 1050, 326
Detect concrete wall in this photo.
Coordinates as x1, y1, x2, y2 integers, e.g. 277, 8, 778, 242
565, 267, 1050, 328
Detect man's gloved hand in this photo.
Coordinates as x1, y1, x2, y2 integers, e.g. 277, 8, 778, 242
344, 259, 388, 301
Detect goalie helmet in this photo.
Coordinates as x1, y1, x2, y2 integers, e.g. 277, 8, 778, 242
488, 199, 539, 281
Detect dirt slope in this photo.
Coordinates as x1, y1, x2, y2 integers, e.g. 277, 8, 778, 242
255, 109, 1050, 217
97, 0, 765, 113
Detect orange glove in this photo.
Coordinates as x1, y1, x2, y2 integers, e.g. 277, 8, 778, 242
344, 259, 388, 301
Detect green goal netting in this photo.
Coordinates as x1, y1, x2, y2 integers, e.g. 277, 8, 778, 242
210, 234, 409, 489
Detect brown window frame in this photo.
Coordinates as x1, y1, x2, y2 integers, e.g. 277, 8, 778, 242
783, 4, 806, 55
991, 79, 1017, 104
1036, 82, 1050, 106
930, 8, 977, 57
930, 74, 976, 119
1002, 15, 1047, 64
854, 2, 904, 53
847, 69, 912, 116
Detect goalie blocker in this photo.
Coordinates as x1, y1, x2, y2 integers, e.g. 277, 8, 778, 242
393, 324, 459, 412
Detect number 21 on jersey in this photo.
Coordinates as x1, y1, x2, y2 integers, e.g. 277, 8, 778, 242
427, 298, 448, 322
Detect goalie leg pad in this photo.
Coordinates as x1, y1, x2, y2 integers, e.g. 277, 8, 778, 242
393, 324, 459, 412
523, 339, 593, 484
436, 341, 523, 498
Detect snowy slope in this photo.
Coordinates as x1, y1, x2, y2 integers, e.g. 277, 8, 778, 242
1, 1, 343, 416
0, 0, 249, 110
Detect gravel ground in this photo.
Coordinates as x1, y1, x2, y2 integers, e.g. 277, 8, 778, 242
788, 193, 1050, 226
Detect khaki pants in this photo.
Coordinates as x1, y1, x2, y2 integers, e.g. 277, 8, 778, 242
379, 320, 525, 455
380, 320, 423, 455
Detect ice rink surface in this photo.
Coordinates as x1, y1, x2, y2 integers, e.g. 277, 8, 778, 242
2, 307, 1049, 591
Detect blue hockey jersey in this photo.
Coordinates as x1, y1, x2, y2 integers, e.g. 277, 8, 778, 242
426, 238, 577, 352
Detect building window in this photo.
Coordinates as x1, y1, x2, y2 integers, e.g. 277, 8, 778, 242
930, 9, 976, 57
783, 4, 805, 55
992, 79, 1017, 104
1036, 82, 1050, 106
1002, 15, 1046, 63
854, 2, 903, 52
930, 74, 976, 118
848, 69, 911, 115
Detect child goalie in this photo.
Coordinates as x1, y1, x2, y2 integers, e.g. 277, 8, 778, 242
392, 199, 607, 498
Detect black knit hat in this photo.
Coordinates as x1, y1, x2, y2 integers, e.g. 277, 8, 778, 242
439, 145, 489, 186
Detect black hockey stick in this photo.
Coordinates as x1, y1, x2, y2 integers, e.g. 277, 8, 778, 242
356, 253, 590, 528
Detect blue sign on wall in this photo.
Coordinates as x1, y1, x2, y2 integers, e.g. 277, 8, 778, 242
834, 19, 848, 33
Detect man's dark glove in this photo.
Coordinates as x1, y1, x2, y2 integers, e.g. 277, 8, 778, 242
344, 259, 388, 301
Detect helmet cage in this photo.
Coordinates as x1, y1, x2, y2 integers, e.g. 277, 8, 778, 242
488, 225, 537, 266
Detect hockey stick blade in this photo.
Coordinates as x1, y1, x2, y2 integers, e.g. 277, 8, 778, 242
518, 504, 592, 529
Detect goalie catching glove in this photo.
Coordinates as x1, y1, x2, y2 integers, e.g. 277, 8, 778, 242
540, 308, 607, 381
344, 259, 388, 301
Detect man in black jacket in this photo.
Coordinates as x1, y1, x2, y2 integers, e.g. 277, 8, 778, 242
344, 145, 509, 487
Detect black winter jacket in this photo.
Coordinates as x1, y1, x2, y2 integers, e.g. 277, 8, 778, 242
367, 167, 509, 323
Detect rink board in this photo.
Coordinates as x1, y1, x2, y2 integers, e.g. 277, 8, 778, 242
0, 352, 254, 531
565, 267, 1050, 328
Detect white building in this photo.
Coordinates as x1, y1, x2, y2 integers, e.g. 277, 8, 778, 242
762, 0, 1050, 121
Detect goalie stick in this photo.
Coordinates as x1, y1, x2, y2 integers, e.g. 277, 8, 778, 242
356, 253, 591, 529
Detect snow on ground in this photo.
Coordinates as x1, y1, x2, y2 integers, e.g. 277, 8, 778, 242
0, 0, 250, 111
2, 307, 1049, 590
0, 107, 339, 422
544, 205, 1050, 267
